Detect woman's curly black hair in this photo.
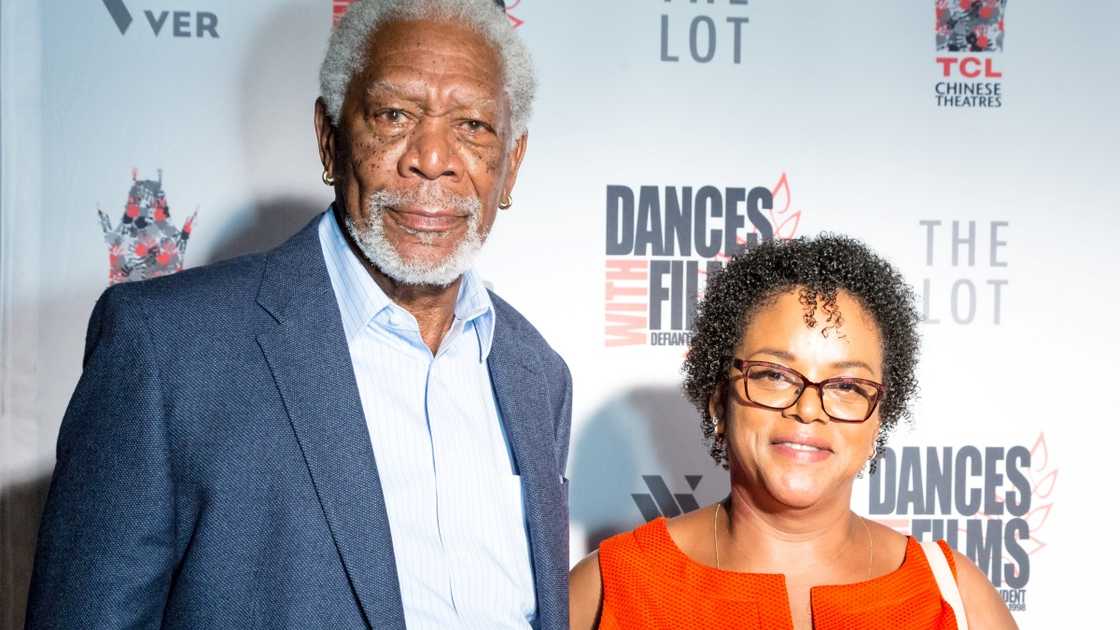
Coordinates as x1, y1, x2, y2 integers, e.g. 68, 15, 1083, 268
682, 234, 920, 471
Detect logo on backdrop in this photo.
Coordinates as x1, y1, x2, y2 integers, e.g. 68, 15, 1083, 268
604, 173, 804, 347
869, 433, 1055, 612
97, 169, 197, 285
631, 475, 703, 521
659, 0, 751, 64
332, 0, 525, 28
933, 0, 1006, 108
101, 0, 220, 38
919, 219, 1009, 325
937, 0, 1005, 52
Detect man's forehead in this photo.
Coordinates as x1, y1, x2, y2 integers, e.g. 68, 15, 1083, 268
365, 17, 498, 58
364, 76, 502, 109
362, 21, 501, 76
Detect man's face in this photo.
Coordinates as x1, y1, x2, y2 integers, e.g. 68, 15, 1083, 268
316, 18, 526, 286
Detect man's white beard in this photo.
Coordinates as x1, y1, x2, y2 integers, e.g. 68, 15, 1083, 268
344, 183, 485, 287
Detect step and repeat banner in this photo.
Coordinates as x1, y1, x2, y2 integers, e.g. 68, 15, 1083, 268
2, 1, 1117, 627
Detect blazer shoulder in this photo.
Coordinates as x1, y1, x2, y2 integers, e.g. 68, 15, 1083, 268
89, 252, 270, 350
117, 252, 267, 308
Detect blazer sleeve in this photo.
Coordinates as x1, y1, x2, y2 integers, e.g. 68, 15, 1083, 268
555, 358, 573, 477
26, 286, 176, 629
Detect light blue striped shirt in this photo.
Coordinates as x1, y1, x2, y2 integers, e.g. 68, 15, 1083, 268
318, 210, 536, 629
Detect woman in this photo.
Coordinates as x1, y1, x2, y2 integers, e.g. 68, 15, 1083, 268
570, 235, 1016, 629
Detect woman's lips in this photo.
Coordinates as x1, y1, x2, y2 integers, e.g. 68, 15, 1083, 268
770, 438, 833, 463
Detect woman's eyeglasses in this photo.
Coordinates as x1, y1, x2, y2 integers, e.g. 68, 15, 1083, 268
730, 359, 885, 423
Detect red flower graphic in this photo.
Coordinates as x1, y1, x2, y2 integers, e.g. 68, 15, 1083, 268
768, 172, 803, 241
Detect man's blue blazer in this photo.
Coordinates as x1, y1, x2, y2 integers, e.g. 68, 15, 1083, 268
26, 217, 572, 629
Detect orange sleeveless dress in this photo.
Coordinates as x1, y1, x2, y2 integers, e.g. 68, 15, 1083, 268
598, 517, 959, 630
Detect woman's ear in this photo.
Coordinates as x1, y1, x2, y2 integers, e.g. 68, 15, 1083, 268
708, 383, 727, 434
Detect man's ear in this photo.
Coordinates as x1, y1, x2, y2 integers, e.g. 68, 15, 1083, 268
500, 132, 528, 201
314, 98, 337, 181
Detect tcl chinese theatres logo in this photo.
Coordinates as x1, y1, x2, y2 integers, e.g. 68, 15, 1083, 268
332, 0, 524, 28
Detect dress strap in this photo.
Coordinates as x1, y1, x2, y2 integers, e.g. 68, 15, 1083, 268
920, 540, 968, 630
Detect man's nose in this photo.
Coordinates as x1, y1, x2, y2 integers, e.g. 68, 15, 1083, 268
399, 118, 461, 181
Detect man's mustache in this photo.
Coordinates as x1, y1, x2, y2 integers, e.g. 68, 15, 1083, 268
369, 184, 482, 216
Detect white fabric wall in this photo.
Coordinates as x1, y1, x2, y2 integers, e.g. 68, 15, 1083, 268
2, 1, 1117, 626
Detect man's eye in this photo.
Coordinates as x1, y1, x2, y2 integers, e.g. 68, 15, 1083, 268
463, 119, 490, 133
377, 109, 407, 123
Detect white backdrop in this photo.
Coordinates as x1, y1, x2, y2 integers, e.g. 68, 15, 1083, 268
2, 1, 1118, 627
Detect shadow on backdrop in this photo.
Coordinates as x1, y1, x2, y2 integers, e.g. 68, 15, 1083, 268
1, 473, 50, 630
2, 282, 104, 630
569, 384, 725, 554
206, 197, 323, 264
208, 0, 328, 264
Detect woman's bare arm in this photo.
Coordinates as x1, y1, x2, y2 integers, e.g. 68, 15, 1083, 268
954, 551, 1019, 629
569, 551, 604, 630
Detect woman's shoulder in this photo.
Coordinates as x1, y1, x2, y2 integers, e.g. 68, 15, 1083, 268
569, 518, 668, 608
572, 514, 692, 593
865, 519, 911, 576
948, 548, 1020, 629
569, 550, 603, 630
911, 537, 1018, 628
663, 504, 720, 565
570, 513, 712, 630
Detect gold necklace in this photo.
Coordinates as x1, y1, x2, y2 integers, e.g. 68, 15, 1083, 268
713, 502, 874, 580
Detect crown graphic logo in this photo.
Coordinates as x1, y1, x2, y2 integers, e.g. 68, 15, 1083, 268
98, 169, 197, 285
936, 0, 1007, 52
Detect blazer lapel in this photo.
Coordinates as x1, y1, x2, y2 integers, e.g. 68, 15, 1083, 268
255, 218, 405, 630
488, 326, 566, 629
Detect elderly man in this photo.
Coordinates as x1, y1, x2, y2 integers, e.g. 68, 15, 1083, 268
25, 1, 571, 628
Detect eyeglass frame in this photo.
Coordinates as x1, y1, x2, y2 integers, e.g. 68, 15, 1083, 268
728, 359, 886, 423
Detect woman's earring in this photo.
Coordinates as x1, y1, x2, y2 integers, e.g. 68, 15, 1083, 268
498, 192, 513, 209
322, 170, 335, 186
858, 448, 878, 479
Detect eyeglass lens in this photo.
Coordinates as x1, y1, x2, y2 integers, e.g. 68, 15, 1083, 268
743, 364, 877, 421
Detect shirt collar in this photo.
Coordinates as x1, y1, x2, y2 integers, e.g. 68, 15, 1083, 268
318, 209, 495, 359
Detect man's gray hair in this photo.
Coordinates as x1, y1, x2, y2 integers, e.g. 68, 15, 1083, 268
320, 0, 536, 138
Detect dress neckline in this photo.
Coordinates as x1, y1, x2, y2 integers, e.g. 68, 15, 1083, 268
636, 516, 928, 603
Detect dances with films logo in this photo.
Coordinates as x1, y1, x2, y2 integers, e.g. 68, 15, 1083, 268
869, 434, 1057, 612
934, 0, 1007, 108
603, 174, 803, 347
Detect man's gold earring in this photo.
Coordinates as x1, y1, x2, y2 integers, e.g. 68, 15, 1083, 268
322, 170, 335, 186
498, 193, 513, 209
